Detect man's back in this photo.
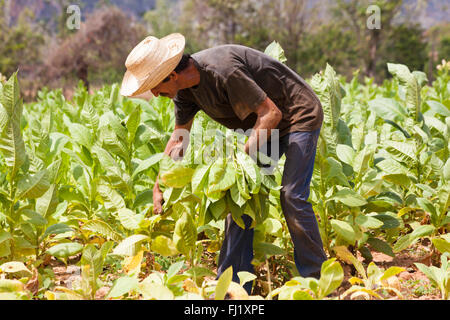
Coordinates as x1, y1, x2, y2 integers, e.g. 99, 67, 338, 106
174, 45, 323, 136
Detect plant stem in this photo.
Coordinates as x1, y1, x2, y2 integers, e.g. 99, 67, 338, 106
266, 258, 272, 300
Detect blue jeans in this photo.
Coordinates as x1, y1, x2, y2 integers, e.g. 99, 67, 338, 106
216, 128, 327, 294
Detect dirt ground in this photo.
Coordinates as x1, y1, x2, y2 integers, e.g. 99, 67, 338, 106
334, 240, 442, 300
47, 240, 444, 300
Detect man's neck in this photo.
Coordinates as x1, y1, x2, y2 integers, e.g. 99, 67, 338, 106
179, 58, 201, 89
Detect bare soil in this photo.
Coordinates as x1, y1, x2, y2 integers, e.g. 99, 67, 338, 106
47, 240, 444, 300
333, 240, 442, 300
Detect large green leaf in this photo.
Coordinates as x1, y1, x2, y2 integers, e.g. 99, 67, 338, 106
82, 220, 123, 242
330, 188, 367, 207
230, 184, 246, 208
21, 209, 47, 227
373, 214, 401, 229
207, 160, 236, 195
0, 262, 31, 275
235, 164, 251, 201
376, 159, 409, 176
131, 153, 164, 179
118, 208, 143, 231
416, 197, 439, 227
368, 98, 407, 122
387, 63, 422, 121
35, 184, 58, 218
333, 246, 366, 279
379, 266, 405, 281
367, 237, 395, 258
138, 281, 174, 300
99, 111, 128, 142
80, 102, 99, 134
385, 140, 416, 166
173, 212, 197, 256
92, 146, 131, 190
100, 125, 130, 163
209, 197, 227, 220
324, 157, 350, 187
150, 235, 178, 257
113, 234, 149, 256
215, 266, 233, 300
425, 100, 450, 117
227, 193, 246, 229
97, 184, 126, 211
238, 271, 257, 288
133, 190, 153, 208
67, 122, 93, 149
330, 219, 356, 245
355, 215, 384, 229
0, 73, 26, 177
42, 223, 74, 239
310, 64, 344, 157
336, 144, 355, 166
413, 262, 447, 298
318, 258, 344, 299
432, 237, 450, 254
80, 244, 104, 279
161, 165, 195, 189
46, 242, 83, 259
264, 41, 287, 64
0, 231, 12, 258
352, 146, 374, 179
191, 164, 211, 195
106, 276, 139, 298
126, 105, 141, 144
254, 242, 285, 257
236, 152, 260, 194
16, 170, 50, 200
263, 218, 283, 237
0, 279, 24, 292
393, 225, 435, 253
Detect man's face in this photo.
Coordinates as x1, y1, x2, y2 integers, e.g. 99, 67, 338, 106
151, 72, 179, 99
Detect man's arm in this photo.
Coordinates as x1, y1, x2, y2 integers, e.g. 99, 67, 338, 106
244, 96, 282, 155
153, 118, 194, 214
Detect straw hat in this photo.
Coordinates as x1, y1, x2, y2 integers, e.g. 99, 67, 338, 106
120, 33, 186, 97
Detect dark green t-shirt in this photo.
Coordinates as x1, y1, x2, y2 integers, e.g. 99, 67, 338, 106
173, 45, 323, 137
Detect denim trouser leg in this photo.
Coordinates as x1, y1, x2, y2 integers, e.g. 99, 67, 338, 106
217, 214, 254, 294
279, 129, 327, 278
216, 128, 327, 294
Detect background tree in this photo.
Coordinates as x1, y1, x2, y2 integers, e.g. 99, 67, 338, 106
425, 23, 450, 80
42, 6, 145, 90
257, 0, 320, 73
0, 1, 45, 99
297, 25, 361, 78
380, 23, 428, 78
0, 0, 448, 99
44, 0, 85, 38
331, 0, 404, 81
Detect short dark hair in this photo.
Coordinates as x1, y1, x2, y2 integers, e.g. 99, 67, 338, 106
175, 53, 192, 73
162, 54, 191, 82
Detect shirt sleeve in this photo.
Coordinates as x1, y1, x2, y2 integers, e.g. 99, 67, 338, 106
173, 91, 200, 126
225, 67, 268, 121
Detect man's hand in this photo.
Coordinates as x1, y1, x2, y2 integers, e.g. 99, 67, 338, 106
152, 118, 194, 215
153, 181, 164, 215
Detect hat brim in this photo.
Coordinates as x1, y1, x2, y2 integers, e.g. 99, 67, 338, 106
120, 33, 185, 98
120, 70, 140, 97
129, 90, 154, 100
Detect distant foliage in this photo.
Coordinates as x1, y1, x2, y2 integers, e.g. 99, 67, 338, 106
42, 6, 146, 89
